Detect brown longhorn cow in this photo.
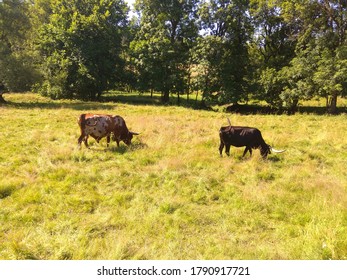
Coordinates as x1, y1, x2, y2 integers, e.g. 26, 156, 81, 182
78, 113, 138, 148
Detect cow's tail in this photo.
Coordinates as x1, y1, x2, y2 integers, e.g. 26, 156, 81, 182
227, 117, 231, 127
78, 114, 87, 130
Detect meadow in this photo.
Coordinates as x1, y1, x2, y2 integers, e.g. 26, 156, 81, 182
0, 93, 346, 260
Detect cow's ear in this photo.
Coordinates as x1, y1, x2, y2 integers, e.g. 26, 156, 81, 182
130, 131, 139, 135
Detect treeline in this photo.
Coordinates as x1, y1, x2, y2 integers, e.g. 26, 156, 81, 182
1, 0, 347, 113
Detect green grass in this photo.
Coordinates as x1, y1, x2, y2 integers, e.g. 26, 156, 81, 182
0, 93, 347, 260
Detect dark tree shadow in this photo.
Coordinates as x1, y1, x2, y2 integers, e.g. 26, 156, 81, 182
6, 100, 116, 111
107, 142, 148, 154
266, 156, 282, 162
226, 103, 347, 115
5, 92, 346, 115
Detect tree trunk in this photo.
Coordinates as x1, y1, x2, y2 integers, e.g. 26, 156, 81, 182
287, 98, 299, 115
96, 89, 102, 101
0, 94, 6, 104
161, 90, 169, 103
187, 65, 191, 104
327, 92, 338, 114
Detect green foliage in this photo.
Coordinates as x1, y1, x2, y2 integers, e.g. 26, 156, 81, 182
35, 0, 128, 100
257, 67, 285, 108
313, 47, 347, 98
1, 0, 347, 112
271, 0, 347, 113
249, 0, 297, 108
248, 0, 347, 113
190, 36, 224, 99
197, 0, 252, 105
130, 0, 199, 102
0, 0, 40, 91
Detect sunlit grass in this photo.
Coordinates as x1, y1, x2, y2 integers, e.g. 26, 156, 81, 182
0, 93, 346, 259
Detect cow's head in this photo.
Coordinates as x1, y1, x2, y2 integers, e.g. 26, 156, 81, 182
113, 131, 139, 145
124, 131, 139, 145
261, 145, 286, 158
260, 144, 271, 159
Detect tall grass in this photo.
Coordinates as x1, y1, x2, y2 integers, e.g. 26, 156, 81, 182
0, 93, 346, 259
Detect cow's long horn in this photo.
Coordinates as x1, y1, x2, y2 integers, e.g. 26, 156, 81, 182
270, 147, 286, 153
227, 118, 231, 126
130, 131, 139, 135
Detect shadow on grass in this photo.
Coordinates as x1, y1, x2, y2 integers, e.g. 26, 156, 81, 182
225, 151, 284, 162
297, 106, 347, 115
106, 93, 347, 114
5, 92, 207, 111
226, 103, 347, 115
101, 92, 214, 111
7, 100, 117, 111
107, 142, 148, 154
102, 93, 162, 106
4, 92, 347, 115
0, 186, 15, 199
267, 156, 282, 162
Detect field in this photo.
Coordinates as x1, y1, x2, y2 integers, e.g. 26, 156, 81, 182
0, 93, 347, 260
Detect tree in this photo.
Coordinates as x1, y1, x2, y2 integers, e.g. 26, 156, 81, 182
0, 83, 7, 103
36, 0, 129, 100
280, 0, 347, 113
311, 0, 347, 113
0, 0, 40, 99
198, 0, 252, 105
249, 0, 297, 109
131, 0, 199, 103
190, 36, 224, 105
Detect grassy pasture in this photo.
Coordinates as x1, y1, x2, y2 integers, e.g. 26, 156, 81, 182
0, 93, 347, 260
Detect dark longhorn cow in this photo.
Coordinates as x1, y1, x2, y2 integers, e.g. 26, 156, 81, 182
78, 113, 138, 148
219, 119, 285, 159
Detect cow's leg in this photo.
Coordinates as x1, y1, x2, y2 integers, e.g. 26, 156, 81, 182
106, 135, 110, 147
242, 146, 252, 157
83, 135, 89, 148
116, 140, 120, 147
242, 147, 248, 157
219, 141, 225, 157
78, 133, 89, 148
225, 145, 231, 156
78, 134, 84, 147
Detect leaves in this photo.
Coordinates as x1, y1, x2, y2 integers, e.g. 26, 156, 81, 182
130, 0, 199, 101
34, 0, 128, 100
1, 0, 347, 111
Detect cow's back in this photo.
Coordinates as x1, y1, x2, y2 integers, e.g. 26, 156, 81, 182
78, 113, 100, 129
79, 113, 113, 140
220, 126, 262, 147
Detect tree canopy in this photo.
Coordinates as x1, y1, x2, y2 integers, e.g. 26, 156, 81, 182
1, 0, 347, 112
35, 0, 129, 100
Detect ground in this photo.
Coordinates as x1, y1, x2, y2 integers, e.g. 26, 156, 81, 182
0, 93, 346, 259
